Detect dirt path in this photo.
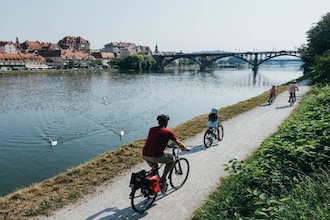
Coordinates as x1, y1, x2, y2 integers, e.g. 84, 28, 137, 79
36, 80, 311, 220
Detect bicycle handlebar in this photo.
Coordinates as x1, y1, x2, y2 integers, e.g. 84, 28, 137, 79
167, 143, 176, 148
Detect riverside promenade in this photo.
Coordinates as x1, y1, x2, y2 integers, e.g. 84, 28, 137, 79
36, 79, 311, 220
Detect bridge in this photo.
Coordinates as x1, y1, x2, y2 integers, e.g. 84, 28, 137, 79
152, 50, 301, 72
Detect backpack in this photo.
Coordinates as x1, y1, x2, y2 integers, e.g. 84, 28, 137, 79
129, 170, 149, 190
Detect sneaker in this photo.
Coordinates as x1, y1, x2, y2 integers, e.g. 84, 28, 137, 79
159, 178, 168, 194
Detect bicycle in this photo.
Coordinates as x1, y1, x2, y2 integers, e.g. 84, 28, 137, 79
203, 122, 224, 148
268, 93, 276, 105
289, 93, 296, 106
130, 143, 190, 213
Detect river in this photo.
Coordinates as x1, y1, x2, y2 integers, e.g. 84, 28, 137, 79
0, 65, 303, 197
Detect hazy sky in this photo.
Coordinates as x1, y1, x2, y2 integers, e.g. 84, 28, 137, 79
2, 0, 329, 53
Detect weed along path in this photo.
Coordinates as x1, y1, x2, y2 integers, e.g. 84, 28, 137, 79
36, 80, 311, 220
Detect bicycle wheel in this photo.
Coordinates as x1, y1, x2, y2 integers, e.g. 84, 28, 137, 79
131, 187, 157, 213
203, 129, 214, 148
218, 124, 224, 140
169, 158, 190, 189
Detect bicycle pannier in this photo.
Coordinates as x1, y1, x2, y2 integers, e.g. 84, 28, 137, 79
130, 170, 149, 190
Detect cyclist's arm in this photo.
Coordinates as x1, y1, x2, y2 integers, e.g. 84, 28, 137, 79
173, 139, 190, 151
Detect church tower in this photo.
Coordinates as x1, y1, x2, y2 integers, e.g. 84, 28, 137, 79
155, 44, 159, 54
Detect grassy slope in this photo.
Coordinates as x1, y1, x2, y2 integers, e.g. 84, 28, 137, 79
0, 81, 295, 219
192, 84, 330, 219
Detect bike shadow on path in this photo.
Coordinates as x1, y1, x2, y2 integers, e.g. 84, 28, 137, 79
275, 104, 294, 109
85, 205, 146, 220
259, 102, 271, 107
85, 188, 178, 220
275, 97, 302, 109
180, 142, 219, 156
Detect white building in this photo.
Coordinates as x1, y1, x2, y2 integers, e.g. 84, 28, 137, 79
0, 41, 17, 53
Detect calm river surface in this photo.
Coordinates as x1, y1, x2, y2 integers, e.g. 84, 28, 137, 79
0, 66, 302, 196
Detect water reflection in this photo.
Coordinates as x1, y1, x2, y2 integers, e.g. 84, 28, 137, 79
0, 67, 302, 196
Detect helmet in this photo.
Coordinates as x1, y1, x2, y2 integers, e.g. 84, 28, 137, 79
157, 114, 170, 122
211, 108, 218, 114
293, 80, 297, 83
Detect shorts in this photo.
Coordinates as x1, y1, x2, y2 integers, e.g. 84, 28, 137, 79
143, 153, 175, 169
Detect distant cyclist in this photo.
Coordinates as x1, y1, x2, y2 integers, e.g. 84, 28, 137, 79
288, 80, 299, 103
207, 108, 223, 141
268, 85, 279, 104
142, 114, 190, 185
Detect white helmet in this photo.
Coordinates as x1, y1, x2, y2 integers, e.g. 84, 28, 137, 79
211, 108, 218, 113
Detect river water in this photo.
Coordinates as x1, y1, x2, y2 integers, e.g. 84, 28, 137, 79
0, 65, 302, 197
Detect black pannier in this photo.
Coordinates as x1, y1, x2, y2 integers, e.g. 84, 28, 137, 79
129, 170, 149, 190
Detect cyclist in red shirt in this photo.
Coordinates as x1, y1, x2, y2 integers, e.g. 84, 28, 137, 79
268, 85, 279, 104
142, 114, 189, 184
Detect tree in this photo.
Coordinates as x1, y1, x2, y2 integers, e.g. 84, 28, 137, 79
306, 12, 330, 57
115, 54, 156, 72
300, 12, 330, 82
314, 50, 330, 83
109, 57, 123, 69
121, 55, 143, 71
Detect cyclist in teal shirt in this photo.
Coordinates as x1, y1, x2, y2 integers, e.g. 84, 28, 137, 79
207, 108, 223, 141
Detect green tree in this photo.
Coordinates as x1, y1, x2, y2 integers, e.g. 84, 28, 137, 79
314, 50, 330, 83
306, 12, 330, 57
116, 54, 156, 72
300, 12, 330, 82
122, 55, 143, 71
109, 57, 123, 69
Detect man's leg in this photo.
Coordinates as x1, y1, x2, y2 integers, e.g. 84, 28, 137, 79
161, 153, 175, 180
162, 161, 175, 180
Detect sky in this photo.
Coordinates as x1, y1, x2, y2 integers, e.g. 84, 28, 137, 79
2, 0, 330, 53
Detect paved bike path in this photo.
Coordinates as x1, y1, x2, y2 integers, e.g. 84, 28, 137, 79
36, 80, 311, 220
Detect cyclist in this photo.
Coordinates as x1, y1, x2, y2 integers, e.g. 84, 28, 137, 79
207, 108, 223, 141
288, 80, 299, 103
268, 85, 279, 104
142, 114, 190, 186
